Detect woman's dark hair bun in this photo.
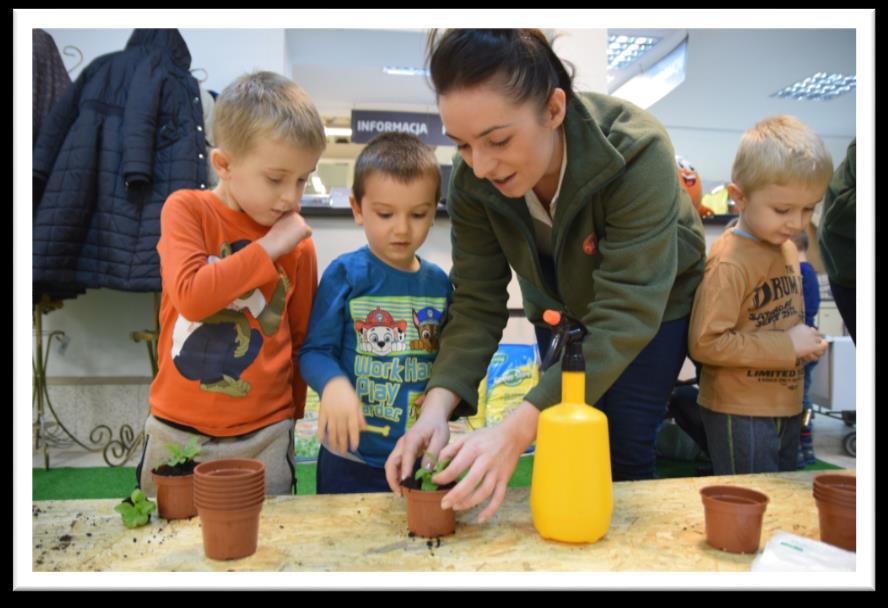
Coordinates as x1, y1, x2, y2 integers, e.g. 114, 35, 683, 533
427, 29, 575, 108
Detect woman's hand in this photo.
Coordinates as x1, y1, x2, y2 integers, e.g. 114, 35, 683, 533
384, 387, 460, 495
431, 401, 539, 524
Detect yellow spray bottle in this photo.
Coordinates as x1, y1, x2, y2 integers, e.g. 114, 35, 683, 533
530, 310, 612, 543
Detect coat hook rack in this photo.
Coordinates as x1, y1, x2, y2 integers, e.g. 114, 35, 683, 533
62, 45, 83, 73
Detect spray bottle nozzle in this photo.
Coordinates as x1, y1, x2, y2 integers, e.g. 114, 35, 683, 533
540, 309, 587, 372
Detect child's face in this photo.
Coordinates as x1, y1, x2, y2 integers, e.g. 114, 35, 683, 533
729, 182, 823, 247
350, 173, 438, 272
212, 137, 320, 227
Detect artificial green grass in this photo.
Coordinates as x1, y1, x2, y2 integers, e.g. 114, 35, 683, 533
31, 454, 840, 501
31, 463, 319, 500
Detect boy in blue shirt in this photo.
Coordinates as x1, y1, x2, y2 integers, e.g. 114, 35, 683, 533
299, 133, 452, 494
790, 230, 821, 467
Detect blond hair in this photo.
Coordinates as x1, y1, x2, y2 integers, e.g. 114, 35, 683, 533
352, 132, 441, 205
731, 115, 833, 195
212, 71, 326, 158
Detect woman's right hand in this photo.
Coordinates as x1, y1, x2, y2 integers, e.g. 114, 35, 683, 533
384, 387, 459, 495
431, 401, 538, 524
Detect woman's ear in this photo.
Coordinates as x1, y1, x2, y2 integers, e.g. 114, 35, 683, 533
544, 87, 567, 129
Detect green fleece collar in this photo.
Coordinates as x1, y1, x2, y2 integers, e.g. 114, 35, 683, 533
553, 94, 627, 221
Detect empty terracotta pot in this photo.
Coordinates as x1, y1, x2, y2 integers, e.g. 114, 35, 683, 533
195, 482, 265, 498
193, 476, 266, 494
700, 485, 769, 554
194, 460, 265, 494
193, 490, 266, 511
813, 474, 855, 503
192, 458, 266, 560
402, 486, 456, 538
152, 471, 197, 520
194, 459, 265, 481
197, 502, 264, 561
813, 474, 856, 552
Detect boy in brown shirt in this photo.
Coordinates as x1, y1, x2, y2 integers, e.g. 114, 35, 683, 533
688, 116, 832, 475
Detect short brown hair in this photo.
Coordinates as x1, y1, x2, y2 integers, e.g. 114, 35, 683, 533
731, 115, 833, 196
352, 132, 441, 204
213, 71, 326, 158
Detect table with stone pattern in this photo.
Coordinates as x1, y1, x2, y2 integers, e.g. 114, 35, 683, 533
32, 469, 849, 572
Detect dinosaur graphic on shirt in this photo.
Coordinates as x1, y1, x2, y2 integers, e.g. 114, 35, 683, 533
171, 241, 290, 397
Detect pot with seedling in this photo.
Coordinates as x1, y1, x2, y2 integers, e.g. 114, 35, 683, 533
400, 453, 456, 538
151, 436, 201, 520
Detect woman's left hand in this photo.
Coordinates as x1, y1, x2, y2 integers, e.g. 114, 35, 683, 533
431, 401, 539, 524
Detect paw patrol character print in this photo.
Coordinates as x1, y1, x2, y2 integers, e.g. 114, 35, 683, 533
171, 241, 290, 398
355, 307, 408, 356
410, 306, 444, 352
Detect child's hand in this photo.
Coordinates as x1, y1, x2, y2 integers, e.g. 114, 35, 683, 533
317, 376, 367, 455
258, 212, 312, 260
788, 324, 828, 360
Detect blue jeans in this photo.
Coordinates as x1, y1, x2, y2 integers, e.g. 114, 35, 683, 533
668, 385, 709, 455
800, 361, 817, 458
316, 446, 422, 495
699, 408, 802, 475
537, 316, 691, 481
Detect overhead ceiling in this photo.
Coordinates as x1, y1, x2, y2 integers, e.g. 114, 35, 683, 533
287, 27, 857, 138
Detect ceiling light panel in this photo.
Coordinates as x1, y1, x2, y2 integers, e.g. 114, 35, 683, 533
607, 35, 661, 71
771, 72, 856, 101
383, 66, 430, 77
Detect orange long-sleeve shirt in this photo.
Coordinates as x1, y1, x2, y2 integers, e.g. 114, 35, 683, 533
149, 189, 317, 436
688, 230, 805, 417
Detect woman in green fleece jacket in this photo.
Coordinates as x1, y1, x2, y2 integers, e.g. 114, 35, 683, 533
385, 29, 706, 523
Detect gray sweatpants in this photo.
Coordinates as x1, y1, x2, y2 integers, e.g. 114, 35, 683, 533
136, 415, 296, 497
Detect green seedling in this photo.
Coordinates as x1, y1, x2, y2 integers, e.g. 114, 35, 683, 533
414, 453, 452, 491
114, 489, 156, 529
162, 436, 201, 468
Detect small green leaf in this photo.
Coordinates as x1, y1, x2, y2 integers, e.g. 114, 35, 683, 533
115, 489, 156, 528
161, 437, 202, 468
413, 457, 452, 491
182, 436, 201, 460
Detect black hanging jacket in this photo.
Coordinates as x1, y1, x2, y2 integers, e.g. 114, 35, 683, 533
33, 29, 208, 301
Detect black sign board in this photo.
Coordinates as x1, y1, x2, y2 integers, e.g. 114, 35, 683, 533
351, 110, 451, 147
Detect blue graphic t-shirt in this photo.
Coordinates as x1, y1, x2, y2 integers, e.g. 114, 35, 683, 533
299, 246, 452, 468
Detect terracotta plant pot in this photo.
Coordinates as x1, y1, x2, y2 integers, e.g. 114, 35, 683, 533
193, 476, 266, 494
813, 474, 856, 552
195, 482, 265, 498
192, 458, 267, 560
700, 485, 769, 554
194, 490, 266, 511
151, 471, 197, 520
194, 458, 265, 479
402, 485, 456, 538
196, 502, 264, 561
813, 474, 855, 502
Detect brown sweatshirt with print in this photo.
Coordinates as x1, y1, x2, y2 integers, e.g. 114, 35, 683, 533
688, 230, 805, 417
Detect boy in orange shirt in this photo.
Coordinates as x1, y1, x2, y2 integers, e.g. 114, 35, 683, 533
688, 115, 832, 475
136, 71, 325, 496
